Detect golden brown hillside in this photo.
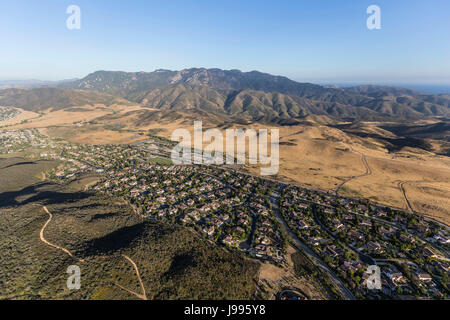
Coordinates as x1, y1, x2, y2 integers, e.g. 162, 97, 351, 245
3, 106, 449, 225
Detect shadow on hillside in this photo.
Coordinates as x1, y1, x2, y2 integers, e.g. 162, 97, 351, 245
330, 125, 433, 153
89, 211, 122, 222
0, 183, 92, 208
62, 203, 106, 212
163, 253, 197, 279
80, 222, 153, 256
0, 161, 37, 169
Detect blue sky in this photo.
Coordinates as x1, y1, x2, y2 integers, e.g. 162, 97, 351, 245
1, 0, 449, 84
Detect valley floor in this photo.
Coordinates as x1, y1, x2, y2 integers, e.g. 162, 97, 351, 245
4, 105, 449, 225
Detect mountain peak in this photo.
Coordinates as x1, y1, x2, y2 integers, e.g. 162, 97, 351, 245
54, 68, 450, 122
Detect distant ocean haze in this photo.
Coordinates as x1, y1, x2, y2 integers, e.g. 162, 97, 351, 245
400, 84, 450, 95
324, 83, 450, 95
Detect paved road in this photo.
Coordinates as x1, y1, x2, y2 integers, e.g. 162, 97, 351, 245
273, 209, 356, 300
269, 189, 356, 300
193, 169, 356, 299
374, 259, 418, 267
311, 204, 376, 266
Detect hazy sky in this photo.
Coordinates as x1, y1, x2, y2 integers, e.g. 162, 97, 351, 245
1, 0, 449, 84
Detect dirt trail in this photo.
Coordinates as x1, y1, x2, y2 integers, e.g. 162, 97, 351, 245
397, 180, 450, 229
335, 152, 372, 195
40, 206, 147, 299
398, 181, 415, 213
115, 255, 148, 300
40, 206, 84, 262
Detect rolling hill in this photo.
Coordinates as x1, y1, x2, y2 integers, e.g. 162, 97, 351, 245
60, 68, 450, 121
0, 87, 132, 112
0, 68, 448, 122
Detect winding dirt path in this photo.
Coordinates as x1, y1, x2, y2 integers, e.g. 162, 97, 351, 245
114, 255, 148, 300
335, 152, 372, 195
40, 206, 147, 300
40, 206, 84, 262
396, 180, 450, 229
398, 181, 415, 213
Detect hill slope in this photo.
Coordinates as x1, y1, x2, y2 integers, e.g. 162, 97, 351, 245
0, 159, 260, 299
60, 69, 450, 121
0, 87, 132, 112
1, 68, 448, 121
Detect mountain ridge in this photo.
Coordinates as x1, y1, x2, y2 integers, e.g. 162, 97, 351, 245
1, 68, 448, 122
59, 68, 450, 121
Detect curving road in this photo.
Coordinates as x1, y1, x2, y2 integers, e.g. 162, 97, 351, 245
312, 204, 376, 266
273, 210, 356, 300
270, 188, 356, 300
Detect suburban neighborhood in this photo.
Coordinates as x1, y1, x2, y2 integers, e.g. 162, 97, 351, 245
1, 128, 449, 299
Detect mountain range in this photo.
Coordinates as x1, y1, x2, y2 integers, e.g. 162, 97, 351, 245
1, 68, 449, 122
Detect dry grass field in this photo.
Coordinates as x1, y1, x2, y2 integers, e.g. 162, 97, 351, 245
0, 107, 40, 126
5, 104, 143, 130
248, 123, 450, 225
41, 126, 147, 145
4, 104, 154, 144
129, 117, 450, 225
152, 120, 450, 225
2, 105, 449, 225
